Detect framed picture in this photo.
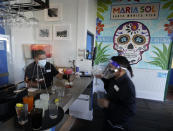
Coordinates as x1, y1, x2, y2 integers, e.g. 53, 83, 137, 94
44, 4, 63, 21
53, 24, 71, 40
36, 24, 52, 40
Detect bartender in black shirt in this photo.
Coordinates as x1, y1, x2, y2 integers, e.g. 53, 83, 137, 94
96, 56, 136, 131
25, 50, 64, 89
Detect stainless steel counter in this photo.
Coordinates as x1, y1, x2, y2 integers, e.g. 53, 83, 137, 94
55, 77, 93, 112
0, 77, 93, 131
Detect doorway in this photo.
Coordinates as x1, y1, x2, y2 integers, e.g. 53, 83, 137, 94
86, 31, 94, 60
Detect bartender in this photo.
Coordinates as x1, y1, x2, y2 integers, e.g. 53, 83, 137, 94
96, 56, 136, 131
25, 50, 64, 89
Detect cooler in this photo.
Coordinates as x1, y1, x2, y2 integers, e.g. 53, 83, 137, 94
0, 40, 8, 86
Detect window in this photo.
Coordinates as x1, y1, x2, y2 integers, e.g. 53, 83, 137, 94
86, 31, 94, 60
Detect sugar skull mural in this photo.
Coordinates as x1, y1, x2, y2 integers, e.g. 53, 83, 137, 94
113, 21, 150, 64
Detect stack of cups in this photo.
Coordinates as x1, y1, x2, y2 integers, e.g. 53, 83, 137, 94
57, 87, 65, 107
40, 93, 49, 110
34, 93, 49, 117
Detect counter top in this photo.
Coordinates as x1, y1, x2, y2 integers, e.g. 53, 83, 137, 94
0, 76, 93, 131
55, 76, 93, 112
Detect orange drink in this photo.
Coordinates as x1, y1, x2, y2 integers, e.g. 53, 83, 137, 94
23, 96, 34, 112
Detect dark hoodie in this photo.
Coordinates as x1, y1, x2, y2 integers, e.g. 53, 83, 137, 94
102, 73, 136, 125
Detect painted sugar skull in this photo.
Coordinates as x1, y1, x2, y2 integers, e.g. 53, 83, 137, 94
113, 21, 150, 64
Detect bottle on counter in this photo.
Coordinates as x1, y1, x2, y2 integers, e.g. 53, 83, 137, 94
16, 103, 28, 125
55, 98, 60, 109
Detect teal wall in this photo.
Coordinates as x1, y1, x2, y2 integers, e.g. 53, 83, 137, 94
96, 0, 173, 70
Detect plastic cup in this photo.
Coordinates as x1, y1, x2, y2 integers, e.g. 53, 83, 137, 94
97, 92, 105, 108
40, 93, 49, 101
31, 108, 43, 130
48, 103, 58, 119
23, 96, 34, 113
97, 92, 105, 99
34, 99, 41, 109
57, 87, 65, 106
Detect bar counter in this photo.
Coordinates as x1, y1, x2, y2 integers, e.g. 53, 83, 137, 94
54, 76, 93, 112
0, 76, 93, 131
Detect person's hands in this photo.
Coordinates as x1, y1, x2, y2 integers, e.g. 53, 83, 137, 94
56, 73, 64, 79
95, 74, 103, 79
26, 81, 38, 88
97, 98, 109, 108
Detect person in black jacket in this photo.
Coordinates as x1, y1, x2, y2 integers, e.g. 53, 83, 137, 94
96, 56, 136, 131
25, 50, 64, 89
